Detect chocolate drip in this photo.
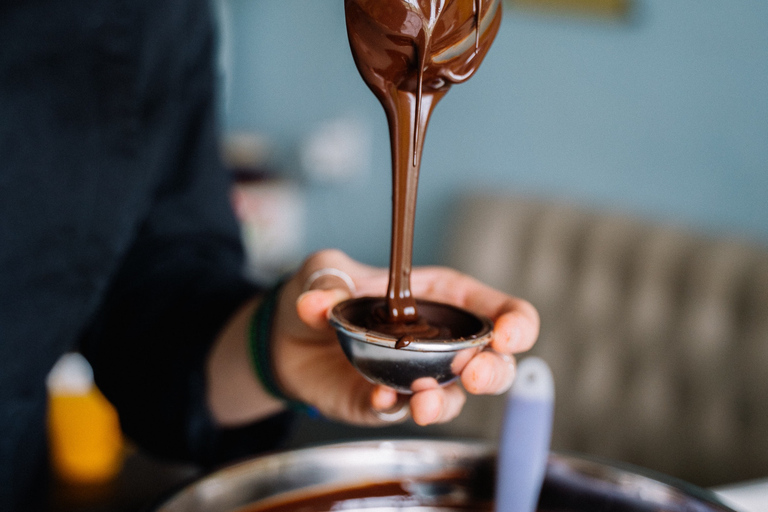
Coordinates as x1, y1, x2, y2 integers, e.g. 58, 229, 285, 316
474, 0, 482, 52
395, 335, 415, 349
345, 0, 502, 330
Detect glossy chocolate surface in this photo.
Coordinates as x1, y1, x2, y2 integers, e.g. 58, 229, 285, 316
334, 297, 489, 342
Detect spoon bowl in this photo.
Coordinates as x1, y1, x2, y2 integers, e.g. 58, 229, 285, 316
329, 297, 493, 393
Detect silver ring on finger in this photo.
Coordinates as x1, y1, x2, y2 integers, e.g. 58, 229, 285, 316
371, 401, 410, 423
303, 268, 357, 294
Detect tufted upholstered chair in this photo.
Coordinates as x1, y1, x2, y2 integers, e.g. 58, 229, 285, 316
434, 193, 768, 487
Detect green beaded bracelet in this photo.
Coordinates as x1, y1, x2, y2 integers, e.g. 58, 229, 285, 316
248, 281, 318, 416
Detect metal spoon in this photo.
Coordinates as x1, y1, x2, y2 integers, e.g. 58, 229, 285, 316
329, 297, 493, 393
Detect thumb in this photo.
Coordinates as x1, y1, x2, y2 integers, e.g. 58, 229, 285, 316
295, 288, 351, 332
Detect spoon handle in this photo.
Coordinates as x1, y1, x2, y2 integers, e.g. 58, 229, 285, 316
495, 357, 555, 512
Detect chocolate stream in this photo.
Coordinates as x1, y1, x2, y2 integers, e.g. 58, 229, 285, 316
345, 0, 502, 328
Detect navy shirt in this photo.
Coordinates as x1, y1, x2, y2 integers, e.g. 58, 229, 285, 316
0, 1, 289, 508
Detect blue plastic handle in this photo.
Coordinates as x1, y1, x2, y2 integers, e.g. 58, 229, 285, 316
495, 357, 555, 512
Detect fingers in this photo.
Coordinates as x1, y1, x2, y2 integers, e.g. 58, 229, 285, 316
295, 288, 350, 331
410, 267, 540, 356
287, 249, 387, 339
369, 382, 467, 427
460, 290, 539, 357
461, 350, 516, 395
409, 384, 466, 426
285, 249, 365, 340
490, 305, 539, 355
370, 385, 398, 411
297, 249, 386, 295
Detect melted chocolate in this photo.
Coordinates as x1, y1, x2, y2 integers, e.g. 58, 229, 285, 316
395, 334, 415, 349
237, 478, 493, 512
345, 0, 502, 329
238, 481, 414, 512
369, 302, 444, 340
336, 297, 486, 341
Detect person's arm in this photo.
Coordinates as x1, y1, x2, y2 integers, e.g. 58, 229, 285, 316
206, 297, 285, 426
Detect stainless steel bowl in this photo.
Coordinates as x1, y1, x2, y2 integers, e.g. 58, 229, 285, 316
152, 440, 735, 512
329, 297, 493, 393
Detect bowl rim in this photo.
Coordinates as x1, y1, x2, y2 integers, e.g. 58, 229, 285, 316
151, 439, 736, 512
329, 296, 493, 351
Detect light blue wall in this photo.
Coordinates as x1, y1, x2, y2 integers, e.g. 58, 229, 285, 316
223, 0, 768, 268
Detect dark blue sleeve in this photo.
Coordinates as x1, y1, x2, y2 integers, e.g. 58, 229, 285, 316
78, 0, 293, 465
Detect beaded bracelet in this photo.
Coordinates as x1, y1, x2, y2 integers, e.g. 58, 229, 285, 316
248, 281, 318, 416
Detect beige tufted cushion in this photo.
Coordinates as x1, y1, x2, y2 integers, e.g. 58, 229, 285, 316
437, 193, 768, 487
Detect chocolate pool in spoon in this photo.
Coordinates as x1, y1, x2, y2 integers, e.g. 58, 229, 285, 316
330, 0, 502, 393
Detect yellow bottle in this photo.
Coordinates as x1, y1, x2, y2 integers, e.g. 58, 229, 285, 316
46, 353, 124, 484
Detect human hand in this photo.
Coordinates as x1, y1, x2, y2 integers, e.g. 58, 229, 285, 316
270, 249, 539, 426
